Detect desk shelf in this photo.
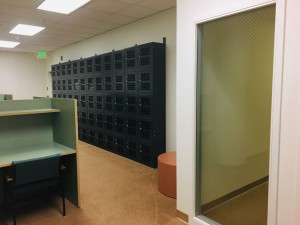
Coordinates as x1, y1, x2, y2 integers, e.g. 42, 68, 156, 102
0, 142, 75, 168
0, 108, 60, 117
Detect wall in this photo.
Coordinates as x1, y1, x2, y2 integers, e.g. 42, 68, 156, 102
47, 8, 176, 151
276, 0, 300, 224
177, 0, 300, 224
0, 51, 47, 99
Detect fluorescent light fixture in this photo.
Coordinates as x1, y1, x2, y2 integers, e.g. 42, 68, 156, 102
9, 24, 45, 36
37, 0, 91, 14
0, 40, 20, 48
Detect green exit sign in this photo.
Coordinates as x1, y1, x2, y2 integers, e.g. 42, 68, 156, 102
37, 51, 47, 58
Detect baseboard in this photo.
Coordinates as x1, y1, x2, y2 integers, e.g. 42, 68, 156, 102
202, 176, 269, 212
176, 209, 189, 224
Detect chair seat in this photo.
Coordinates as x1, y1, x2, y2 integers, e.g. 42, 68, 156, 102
12, 178, 59, 197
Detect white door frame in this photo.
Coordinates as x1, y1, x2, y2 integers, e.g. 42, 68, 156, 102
190, 0, 286, 224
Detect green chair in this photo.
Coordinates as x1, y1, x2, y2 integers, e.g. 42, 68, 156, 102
3, 154, 66, 225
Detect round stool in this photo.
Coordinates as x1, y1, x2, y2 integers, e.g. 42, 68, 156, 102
157, 151, 176, 198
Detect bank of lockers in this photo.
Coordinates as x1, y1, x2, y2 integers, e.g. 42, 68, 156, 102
52, 42, 165, 167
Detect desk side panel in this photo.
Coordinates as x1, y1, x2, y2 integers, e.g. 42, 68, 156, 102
51, 98, 79, 206
51, 98, 77, 150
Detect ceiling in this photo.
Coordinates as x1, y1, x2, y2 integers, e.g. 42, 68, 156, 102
0, 0, 176, 53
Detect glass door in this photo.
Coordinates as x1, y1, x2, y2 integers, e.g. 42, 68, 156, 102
196, 5, 275, 225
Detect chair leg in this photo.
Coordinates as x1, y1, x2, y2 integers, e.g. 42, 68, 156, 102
60, 180, 66, 216
12, 191, 16, 225
62, 194, 66, 217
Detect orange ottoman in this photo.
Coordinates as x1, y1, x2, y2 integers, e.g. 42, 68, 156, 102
157, 151, 176, 198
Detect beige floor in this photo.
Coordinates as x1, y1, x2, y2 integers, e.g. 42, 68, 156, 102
203, 183, 268, 225
0, 141, 185, 225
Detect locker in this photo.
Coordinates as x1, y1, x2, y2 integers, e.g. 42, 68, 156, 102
86, 57, 93, 73
96, 113, 104, 129
87, 112, 95, 126
72, 61, 78, 75
67, 62, 72, 75
138, 71, 152, 94
79, 95, 87, 109
125, 46, 138, 71
103, 52, 113, 73
114, 96, 124, 113
139, 96, 151, 116
126, 96, 137, 114
94, 55, 102, 73
87, 95, 95, 110
73, 79, 81, 92
79, 59, 85, 74
61, 63, 67, 76
104, 114, 113, 131
104, 96, 113, 112
79, 126, 88, 141
78, 111, 87, 125
61, 79, 67, 91
88, 130, 96, 144
113, 50, 124, 73
114, 74, 124, 92
96, 130, 105, 148
104, 76, 113, 92
95, 76, 103, 92
67, 79, 73, 91
80, 78, 86, 91
125, 72, 137, 93
95, 95, 104, 112
114, 116, 124, 134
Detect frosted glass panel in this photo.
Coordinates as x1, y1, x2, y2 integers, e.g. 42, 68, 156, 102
196, 5, 275, 224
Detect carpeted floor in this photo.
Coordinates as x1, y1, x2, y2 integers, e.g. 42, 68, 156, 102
0, 141, 185, 225
203, 183, 268, 225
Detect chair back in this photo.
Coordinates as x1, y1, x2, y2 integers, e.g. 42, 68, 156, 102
12, 154, 60, 186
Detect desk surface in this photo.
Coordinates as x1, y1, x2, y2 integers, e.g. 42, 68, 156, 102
0, 142, 76, 168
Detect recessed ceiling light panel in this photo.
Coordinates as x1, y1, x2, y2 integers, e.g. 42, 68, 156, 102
9, 24, 45, 36
0, 40, 20, 48
37, 0, 91, 14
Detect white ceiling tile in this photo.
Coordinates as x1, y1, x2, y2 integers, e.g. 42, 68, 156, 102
101, 14, 138, 25
87, 20, 120, 30
119, 5, 158, 19
117, 0, 142, 4
138, 0, 176, 11
0, 0, 43, 8
86, 0, 131, 13
70, 8, 111, 21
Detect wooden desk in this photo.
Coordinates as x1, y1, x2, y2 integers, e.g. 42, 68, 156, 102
0, 98, 80, 207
